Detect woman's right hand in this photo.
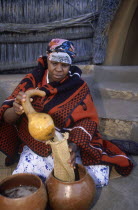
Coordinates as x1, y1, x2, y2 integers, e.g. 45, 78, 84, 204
3, 91, 33, 124
3, 91, 27, 123
13, 91, 26, 115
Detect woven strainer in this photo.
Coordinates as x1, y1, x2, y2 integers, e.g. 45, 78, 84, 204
47, 132, 75, 182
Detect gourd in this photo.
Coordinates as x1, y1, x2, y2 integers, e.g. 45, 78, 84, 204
22, 89, 75, 182
21, 89, 55, 141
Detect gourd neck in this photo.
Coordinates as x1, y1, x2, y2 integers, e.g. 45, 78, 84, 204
22, 89, 46, 115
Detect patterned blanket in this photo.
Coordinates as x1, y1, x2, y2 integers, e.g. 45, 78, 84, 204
0, 56, 133, 176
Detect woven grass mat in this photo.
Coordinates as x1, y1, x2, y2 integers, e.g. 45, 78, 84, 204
110, 166, 121, 180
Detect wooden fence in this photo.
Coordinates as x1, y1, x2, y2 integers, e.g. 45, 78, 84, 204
0, 0, 103, 73
0, 0, 121, 73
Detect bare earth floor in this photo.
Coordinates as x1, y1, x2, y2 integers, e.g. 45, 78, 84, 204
91, 156, 138, 210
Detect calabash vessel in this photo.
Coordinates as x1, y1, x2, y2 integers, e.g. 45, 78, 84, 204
46, 164, 96, 210
22, 89, 55, 141
0, 173, 47, 210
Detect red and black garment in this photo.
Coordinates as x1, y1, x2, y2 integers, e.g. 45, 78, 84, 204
0, 56, 133, 176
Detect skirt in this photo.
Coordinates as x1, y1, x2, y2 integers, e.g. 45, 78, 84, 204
13, 145, 110, 187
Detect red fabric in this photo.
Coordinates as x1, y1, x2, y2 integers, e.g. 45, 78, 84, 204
0, 56, 133, 176
0, 122, 19, 159
68, 119, 133, 176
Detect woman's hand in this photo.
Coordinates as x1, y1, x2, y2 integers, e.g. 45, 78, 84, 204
3, 91, 32, 124
68, 142, 77, 169
13, 91, 26, 115
13, 91, 33, 115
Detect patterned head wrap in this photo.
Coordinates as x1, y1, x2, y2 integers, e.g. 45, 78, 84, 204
47, 38, 76, 64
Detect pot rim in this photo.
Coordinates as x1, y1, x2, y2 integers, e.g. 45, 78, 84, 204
0, 173, 45, 200
47, 164, 94, 185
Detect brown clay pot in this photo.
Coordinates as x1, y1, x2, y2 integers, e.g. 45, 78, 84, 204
46, 164, 96, 210
0, 173, 47, 210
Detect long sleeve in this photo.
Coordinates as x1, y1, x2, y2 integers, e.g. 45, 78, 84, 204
0, 73, 36, 122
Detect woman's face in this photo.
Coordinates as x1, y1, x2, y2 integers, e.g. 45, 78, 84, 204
47, 58, 70, 82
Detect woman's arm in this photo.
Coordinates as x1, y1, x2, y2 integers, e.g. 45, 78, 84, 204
3, 92, 26, 124
3, 107, 21, 124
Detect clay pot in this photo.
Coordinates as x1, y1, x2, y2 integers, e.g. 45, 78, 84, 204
0, 173, 47, 210
46, 164, 96, 210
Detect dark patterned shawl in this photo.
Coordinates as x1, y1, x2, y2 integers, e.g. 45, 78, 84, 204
0, 56, 133, 176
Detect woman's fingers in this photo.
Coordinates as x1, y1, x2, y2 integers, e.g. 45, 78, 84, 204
68, 143, 77, 169
13, 101, 24, 115
16, 92, 33, 104
68, 153, 76, 168
15, 91, 26, 104
13, 91, 33, 115
13, 92, 26, 115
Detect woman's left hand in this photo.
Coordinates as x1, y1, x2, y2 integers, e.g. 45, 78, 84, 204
68, 142, 77, 169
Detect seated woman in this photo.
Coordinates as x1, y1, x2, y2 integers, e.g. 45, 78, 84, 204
0, 38, 133, 187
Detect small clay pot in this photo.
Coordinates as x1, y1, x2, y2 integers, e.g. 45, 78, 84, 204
46, 164, 96, 210
0, 173, 47, 210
